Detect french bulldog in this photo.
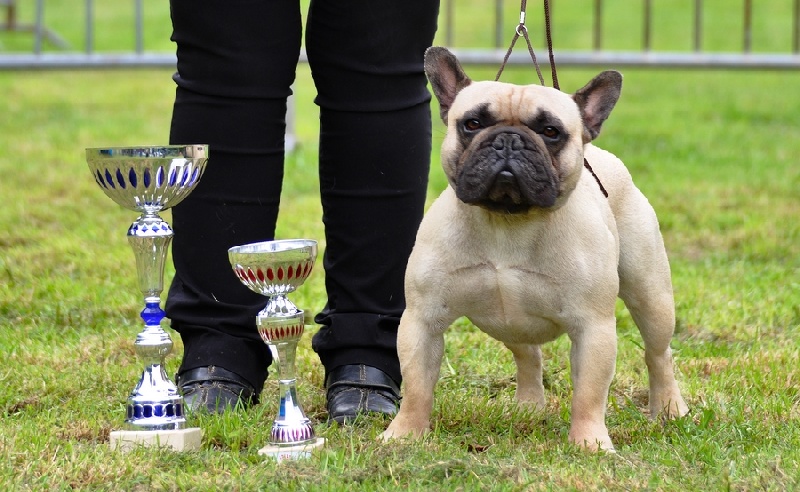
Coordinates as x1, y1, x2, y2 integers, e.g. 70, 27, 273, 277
381, 47, 688, 451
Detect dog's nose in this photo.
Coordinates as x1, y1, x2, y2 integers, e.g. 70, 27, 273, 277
492, 133, 524, 152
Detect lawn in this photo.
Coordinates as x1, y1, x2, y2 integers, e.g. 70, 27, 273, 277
1, 1, 799, 490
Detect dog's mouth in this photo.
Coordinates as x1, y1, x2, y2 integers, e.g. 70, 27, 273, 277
475, 169, 543, 214
455, 130, 559, 214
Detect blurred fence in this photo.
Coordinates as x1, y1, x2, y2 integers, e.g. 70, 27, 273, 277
1, 0, 800, 70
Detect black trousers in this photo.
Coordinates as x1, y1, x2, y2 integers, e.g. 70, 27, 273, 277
166, 0, 440, 393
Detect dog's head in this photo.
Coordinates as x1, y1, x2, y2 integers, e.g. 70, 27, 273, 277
425, 47, 622, 214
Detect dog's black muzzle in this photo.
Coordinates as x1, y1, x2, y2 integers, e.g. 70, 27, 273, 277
455, 127, 559, 214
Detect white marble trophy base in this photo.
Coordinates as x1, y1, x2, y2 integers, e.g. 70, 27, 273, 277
259, 437, 326, 461
109, 427, 202, 452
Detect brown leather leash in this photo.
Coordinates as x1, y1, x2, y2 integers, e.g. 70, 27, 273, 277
496, 0, 608, 198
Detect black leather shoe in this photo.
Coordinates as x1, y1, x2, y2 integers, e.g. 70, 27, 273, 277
325, 364, 400, 424
176, 366, 258, 414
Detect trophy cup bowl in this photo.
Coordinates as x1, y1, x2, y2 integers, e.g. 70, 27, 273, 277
228, 239, 325, 460
87, 145, 206, 214
86, 145, 207, 451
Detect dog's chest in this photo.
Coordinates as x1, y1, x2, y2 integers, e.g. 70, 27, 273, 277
443, 249, 572, 344
412, 188, 618, 344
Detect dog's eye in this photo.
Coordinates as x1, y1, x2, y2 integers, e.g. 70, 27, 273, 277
541, 126, 560, 139
463, 119, 482, 132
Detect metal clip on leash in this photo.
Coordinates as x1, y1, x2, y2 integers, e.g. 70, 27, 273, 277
495, 0, 559, 91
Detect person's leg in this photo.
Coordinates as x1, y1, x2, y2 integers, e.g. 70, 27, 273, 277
166, 0, 301, 411
306, 0, 440, 421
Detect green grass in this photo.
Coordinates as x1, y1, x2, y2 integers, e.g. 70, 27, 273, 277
2, 1, 800, 491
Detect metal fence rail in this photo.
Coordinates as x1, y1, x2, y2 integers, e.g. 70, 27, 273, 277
0, 0, 68, 52
1, 0, 799, 70
444, 0, 800, 69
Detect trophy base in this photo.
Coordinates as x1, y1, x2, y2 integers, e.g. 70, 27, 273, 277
110, 427, 202, 452
258, 437, 326, 462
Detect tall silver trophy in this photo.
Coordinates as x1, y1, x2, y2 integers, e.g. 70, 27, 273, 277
228, 239, 325, 460
86, 145, 206, 451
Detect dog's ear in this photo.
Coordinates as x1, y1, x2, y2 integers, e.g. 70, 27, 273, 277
572, 70, 623, 142
424, 47, 472, 123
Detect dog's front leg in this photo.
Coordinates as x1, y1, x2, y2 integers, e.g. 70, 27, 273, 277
381, 308, 446, 441
568, 318, 617, 452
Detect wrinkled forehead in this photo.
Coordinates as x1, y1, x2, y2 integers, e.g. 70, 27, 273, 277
451, 81, 582, 128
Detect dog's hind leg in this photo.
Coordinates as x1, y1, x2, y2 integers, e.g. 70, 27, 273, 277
504, 343, 546, 410
620, 286, 688, 419
616, 191, 689, 420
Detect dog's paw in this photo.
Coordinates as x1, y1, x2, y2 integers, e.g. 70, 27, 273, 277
570, 436, 616, 453
379, 419, 428, 442
378, 429, 401, 442
379, 429, 417, 442
651, 395, 689, 421
568, 422, 615, 452
515, 395, 547, 412
572, 438, 616, 453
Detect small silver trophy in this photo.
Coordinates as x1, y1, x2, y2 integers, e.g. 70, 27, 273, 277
86, 145, 206, 451
228, 239, 325, 460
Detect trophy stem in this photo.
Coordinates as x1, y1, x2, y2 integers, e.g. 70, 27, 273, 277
122, 216, 187, 431
128, 213, 171, 297
258, 307, 317, 447
270, 340, 316, 446
274, 340, 298, 382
